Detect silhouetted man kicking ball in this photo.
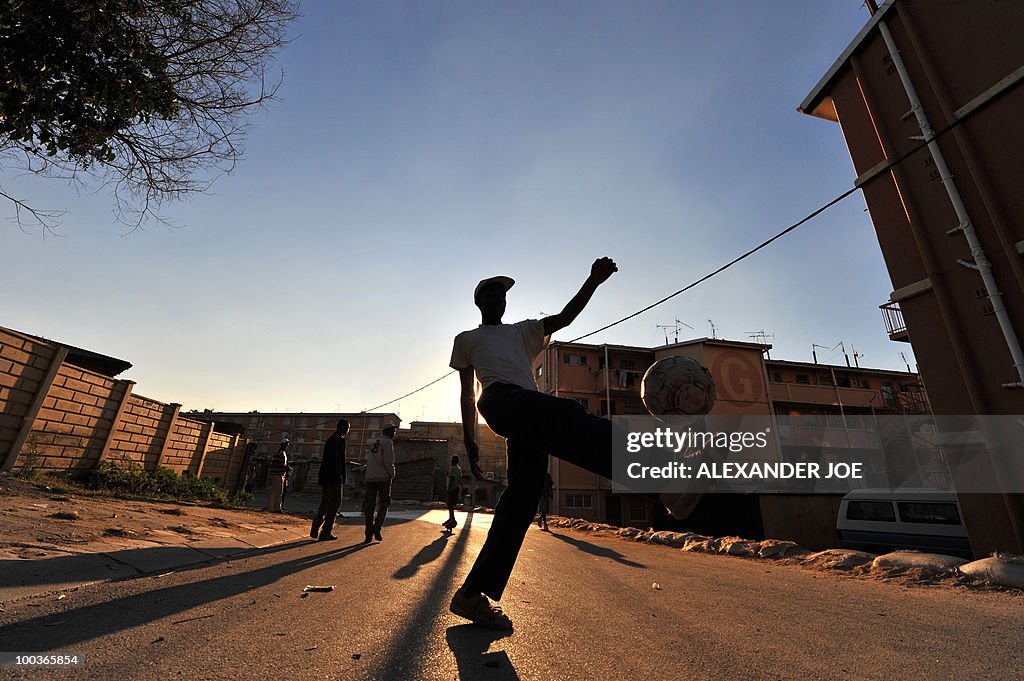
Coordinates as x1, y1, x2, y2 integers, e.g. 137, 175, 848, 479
448, 257, 621, 630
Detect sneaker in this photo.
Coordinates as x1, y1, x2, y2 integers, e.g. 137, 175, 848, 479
310, 526, 320, 539
373, 529, 383, 542
318, 534, 338, 542
449, 590, 513, 630
362, 534, 373, 544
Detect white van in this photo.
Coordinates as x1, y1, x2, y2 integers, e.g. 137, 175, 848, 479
836, 488, 972, 559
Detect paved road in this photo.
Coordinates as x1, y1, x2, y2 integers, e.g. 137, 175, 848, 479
1, 507, 1022, 680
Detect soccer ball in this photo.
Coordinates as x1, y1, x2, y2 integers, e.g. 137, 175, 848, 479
641, 356, 716, 416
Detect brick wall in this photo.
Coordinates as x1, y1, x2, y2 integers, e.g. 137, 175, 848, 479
0, 328, 57, 464
30, 364, 126, 473
198, 432, 241, 489
1, 326, 247, 490
162, 416, 204, 473
106, 394, 175, 470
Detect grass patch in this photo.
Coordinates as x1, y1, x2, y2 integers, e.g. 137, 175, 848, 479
80, 461, 242, 506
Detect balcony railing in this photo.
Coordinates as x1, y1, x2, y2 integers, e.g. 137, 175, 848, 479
595, 368, 644, 392
880, 302, 909, 342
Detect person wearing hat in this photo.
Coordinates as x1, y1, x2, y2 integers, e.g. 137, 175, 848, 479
447, 257, 619, 629
363, 422, 397, 542
267, 438, 291, 513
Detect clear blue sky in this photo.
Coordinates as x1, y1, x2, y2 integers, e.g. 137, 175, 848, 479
2, 1, 915, 422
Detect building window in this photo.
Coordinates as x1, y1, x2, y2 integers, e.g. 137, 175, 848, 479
621, 359, 636, 369
819, 374, 834, 386
600, 399, 616, 416
881, 383, 896, 407
835, 373, 851, 388
795, 374, 810, 384
563, 354, 587, 366
565, 494, 593, 509
772, 371, 783, 382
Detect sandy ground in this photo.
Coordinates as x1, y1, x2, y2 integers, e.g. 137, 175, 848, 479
0, 475, 305, 561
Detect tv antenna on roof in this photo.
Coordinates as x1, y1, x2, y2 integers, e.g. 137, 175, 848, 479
812, 341, 849, 366
708, 319, 718, 339
747, 330, 775, 358
657, 318, 694, 345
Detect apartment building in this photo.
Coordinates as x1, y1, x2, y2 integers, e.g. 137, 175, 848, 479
533, 337, 932, 548
798, 0, 1024, 553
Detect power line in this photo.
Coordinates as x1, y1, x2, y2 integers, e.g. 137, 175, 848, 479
361, 370, 458, 413
356, 101, 981, 411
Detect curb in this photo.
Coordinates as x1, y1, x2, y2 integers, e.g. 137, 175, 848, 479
544, 516, 1024, 592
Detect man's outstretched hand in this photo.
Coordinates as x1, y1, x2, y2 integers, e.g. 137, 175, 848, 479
590, 257, 618, 285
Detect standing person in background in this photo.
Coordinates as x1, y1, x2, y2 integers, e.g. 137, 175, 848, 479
537, 471, 553, 531
311, 419, 349, 541
267, 439, 290, 513
443, 455, 463, 532
363, 422, 396, 543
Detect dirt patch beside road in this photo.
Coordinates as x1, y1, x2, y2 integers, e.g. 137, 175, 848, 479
0, 476, 305, 560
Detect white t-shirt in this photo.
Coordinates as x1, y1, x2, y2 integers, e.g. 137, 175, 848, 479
449, 319, 549, 391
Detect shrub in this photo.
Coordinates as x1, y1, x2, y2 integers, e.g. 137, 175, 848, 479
82, 461, 229, 504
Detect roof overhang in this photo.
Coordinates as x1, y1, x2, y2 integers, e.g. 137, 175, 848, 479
798, 0, 899, 121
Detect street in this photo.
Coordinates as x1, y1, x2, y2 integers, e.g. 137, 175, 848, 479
1, 502, 1022, 680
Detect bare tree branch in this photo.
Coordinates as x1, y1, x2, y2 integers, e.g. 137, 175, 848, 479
0, 0, 299, 233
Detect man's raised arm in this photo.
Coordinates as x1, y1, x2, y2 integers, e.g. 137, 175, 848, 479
543, 257, 618, 336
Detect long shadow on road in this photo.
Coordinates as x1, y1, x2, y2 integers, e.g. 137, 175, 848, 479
446, 625, 518, 681
392, 534, 451, 580
545, 528, 648, 568
368, 511, 522, 679
0, 540, 372, 650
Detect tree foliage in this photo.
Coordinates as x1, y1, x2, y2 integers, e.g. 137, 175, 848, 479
0, 0, 298, 231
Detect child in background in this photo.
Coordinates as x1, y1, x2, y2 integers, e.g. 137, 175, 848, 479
443, 455, 463, 531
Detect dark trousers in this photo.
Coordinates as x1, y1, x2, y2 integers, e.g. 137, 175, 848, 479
363, 480, 392, 536
311, 484, 342, 538
464, 383, 614, 601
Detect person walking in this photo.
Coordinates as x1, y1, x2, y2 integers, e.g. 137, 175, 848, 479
443, 455, 464, 531
311, 419, 349, 541
267, 439, 290, 513
363, 422, 396, 543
